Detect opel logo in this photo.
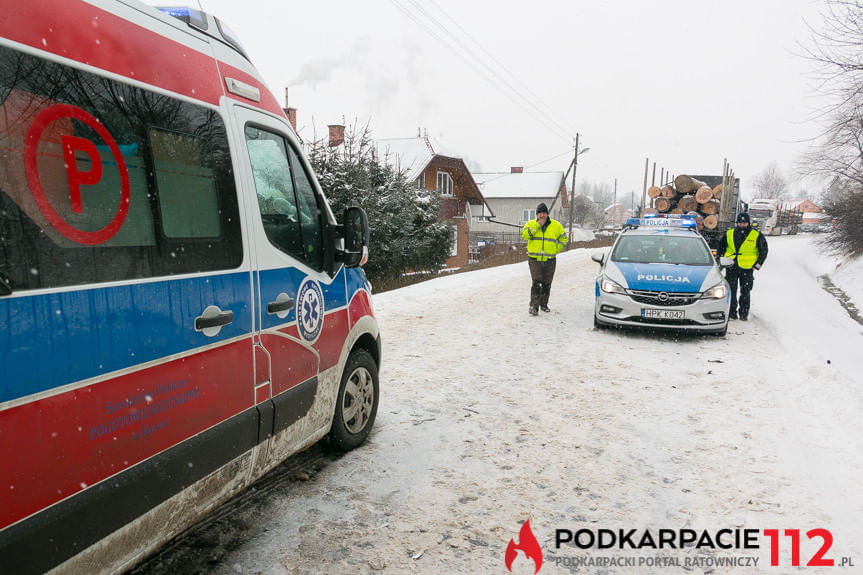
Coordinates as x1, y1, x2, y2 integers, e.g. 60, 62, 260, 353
658, 292, 669, 301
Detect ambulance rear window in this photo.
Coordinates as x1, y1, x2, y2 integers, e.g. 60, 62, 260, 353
0, 46, 242, 292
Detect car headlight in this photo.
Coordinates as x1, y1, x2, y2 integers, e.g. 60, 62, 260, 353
704, 283, 727, 299
601, 276, 626, 294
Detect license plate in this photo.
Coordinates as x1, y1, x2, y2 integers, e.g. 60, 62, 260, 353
642, 309, 684, 319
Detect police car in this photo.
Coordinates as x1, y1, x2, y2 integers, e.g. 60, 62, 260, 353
591, 215, 732, 336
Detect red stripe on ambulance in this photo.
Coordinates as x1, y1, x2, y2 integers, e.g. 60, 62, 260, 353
0, 339, 254, 528
1, 0, 223, 105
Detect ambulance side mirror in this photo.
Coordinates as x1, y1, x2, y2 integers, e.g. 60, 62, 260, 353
341, 206, 369, 268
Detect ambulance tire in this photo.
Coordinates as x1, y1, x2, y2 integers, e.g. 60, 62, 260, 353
328, 349, 379, 451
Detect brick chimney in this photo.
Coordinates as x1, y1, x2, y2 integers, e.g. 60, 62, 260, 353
328, 124, 345, 147
511, 166, 524, 174
282, 87, 297, 132
284, 107, 297, 132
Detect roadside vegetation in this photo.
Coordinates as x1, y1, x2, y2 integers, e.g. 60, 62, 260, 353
803, 0, 863, 256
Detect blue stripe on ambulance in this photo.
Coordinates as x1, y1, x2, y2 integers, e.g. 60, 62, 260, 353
612, 262, 711, 293
0, 271, 253, 403
257, 266, 347, 330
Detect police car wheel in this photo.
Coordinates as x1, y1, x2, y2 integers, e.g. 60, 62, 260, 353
711, 324, 728, 337
329, 350, 379, 451
593, 314, 606, 329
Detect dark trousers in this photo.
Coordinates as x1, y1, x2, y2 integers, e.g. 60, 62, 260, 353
528, 258, 556, 307
725, 266, 754, 317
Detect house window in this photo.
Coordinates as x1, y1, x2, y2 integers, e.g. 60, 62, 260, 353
436, 171, 453, 196
418, 172, 425, 189
476, 216, 490, 223
523, 209, 536, 222
450, 225, 458, 256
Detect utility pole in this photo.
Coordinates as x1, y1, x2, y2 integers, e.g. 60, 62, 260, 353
641, 157, 649, 217
568, 133, 580, 241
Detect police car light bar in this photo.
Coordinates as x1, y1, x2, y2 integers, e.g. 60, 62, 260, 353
625, 214, 697, 228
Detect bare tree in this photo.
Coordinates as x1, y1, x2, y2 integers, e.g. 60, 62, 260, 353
751, 162, 789, 199
799, 0, 863, 255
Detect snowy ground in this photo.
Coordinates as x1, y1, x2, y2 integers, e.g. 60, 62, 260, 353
139, 234, 862, 575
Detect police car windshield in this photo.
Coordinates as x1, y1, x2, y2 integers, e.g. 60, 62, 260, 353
611, 235, 712, 265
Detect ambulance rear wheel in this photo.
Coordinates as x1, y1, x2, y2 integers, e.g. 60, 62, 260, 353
329, 349, 379, 451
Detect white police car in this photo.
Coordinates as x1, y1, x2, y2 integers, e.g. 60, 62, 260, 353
591, 215, 732, 336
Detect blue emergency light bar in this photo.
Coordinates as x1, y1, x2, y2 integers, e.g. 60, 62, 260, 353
156, 6, 208, 30
625, 214, 697, 228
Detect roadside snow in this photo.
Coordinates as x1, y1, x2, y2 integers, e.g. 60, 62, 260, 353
194, 234, 862, 575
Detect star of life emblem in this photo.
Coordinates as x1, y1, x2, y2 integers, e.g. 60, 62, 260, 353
297, 278, 324, 343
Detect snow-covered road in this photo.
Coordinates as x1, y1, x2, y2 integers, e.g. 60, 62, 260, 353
138, 234, 863, 575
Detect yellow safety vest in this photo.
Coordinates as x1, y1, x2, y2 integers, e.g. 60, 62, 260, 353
724, 228, 759, 269
521, 218, 568, 261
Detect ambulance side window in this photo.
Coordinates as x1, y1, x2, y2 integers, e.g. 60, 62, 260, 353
245, 126, 323, 270
0, 45, 242, 292
287, 147, 323, 270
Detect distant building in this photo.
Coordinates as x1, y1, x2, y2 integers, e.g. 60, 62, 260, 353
376, 133, 492, 268
471, 169, 569, 233
795, 199, 824, 225
604, 203, 633, 227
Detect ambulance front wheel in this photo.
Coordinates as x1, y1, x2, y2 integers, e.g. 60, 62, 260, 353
329, 349, 379, 451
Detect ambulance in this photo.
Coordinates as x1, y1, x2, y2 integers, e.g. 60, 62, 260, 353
0, 1, 380, 573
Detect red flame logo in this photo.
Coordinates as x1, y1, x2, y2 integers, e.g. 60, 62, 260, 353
505, 519, 543, 574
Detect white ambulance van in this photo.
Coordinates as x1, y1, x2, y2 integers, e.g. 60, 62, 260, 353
0, 2, 380, 573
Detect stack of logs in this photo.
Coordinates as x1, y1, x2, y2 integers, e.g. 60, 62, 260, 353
644, 174, 723, 230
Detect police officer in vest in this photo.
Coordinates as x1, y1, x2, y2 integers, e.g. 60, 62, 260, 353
716, 212, 768, 321
521, 203, 568, 316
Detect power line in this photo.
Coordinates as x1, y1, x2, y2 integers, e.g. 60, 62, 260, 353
388, 0, 574, 144
426, 0, 579, 138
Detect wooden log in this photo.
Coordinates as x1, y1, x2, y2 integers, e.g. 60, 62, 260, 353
670, 208, 685, 214
660, 185, 677, 199
700, 199, 721, 215
647, 186, 662, 198
712, 184, 723, 199
677, 195, 698, 212
702, 214, 719, 229
673, 174, 707, 195
686, 210, 704, 231
655, 197, 674, 212
695, 186, 714, 204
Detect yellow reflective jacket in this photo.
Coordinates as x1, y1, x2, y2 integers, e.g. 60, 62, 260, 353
521, 218, 568, 261
724, 228, 760, 269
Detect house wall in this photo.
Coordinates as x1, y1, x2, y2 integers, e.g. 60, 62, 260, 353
471, 197, 566, 233
796, 200, 822, 214
445, 217, 471, 268
417, 159, 480, 269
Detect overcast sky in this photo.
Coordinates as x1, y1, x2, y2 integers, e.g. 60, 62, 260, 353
191, 0, 827, 202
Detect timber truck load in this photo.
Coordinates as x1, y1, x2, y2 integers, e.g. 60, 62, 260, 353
644, 173, 743, 250
748, 198, 804, 235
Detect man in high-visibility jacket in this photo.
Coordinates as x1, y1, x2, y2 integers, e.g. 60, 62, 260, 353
521, 203, 568, 316
716, 212, 768, 321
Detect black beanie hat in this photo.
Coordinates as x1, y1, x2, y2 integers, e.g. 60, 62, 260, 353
536, 202, 549, 214
736, 212, 750, 224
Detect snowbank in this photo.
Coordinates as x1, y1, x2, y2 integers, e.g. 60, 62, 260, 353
830, 252, 863, 308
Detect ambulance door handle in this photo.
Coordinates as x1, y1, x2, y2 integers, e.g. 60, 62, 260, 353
266, 293, 294, 319
195, 305, 234, 336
